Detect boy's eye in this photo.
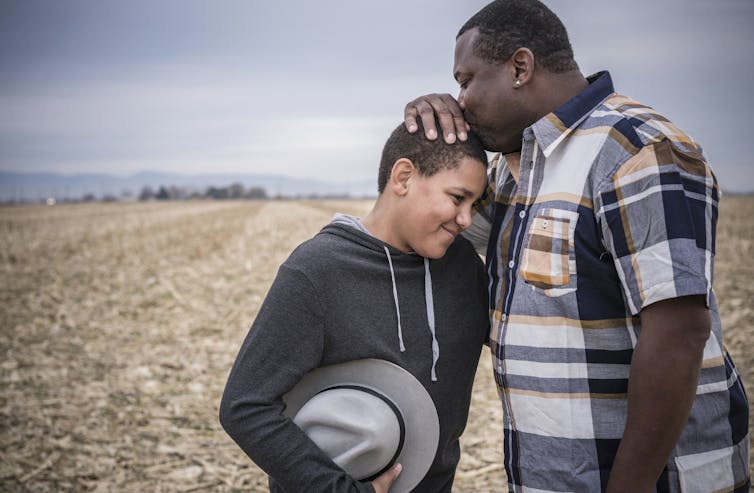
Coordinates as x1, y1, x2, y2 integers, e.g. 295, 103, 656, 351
451, 194, 464, 204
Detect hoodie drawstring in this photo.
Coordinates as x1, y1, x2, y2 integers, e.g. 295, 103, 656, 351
384, 246, 406, 352
383, 246, 439, 381
424, 258, 439, 382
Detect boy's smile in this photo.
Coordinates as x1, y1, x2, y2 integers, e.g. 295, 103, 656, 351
397, 156, 486, 259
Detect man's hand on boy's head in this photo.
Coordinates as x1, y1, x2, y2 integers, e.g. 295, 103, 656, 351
404, 93, 469, 144
370, 463, 402, 493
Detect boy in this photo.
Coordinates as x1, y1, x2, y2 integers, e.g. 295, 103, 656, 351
219, 120, 490, 492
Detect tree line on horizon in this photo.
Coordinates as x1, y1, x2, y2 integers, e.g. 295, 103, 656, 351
138, 182, 268, 201
2, 181, 365, 204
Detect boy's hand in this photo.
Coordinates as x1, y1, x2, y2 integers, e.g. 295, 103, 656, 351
371, 463, 402, 493
404, 93, 469, 144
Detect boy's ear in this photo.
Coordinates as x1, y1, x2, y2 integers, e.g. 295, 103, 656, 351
388, 158, 416, 197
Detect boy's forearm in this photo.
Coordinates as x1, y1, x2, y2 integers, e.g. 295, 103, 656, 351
218, 267, 372, 492
220, 388, 373, 492
218, 336, 371, 493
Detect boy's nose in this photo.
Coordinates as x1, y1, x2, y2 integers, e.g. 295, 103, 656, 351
457, 208, 472, 230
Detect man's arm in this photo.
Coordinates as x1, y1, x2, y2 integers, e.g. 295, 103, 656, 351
462, 209, 492, 255
605, 295, 710, 492
461, 152, 513, 255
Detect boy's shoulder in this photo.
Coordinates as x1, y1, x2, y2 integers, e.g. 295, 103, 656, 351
446, 234, 483, 262
285, 230, 341, 265
431, 234, 484, 274
282, 225, 360, 276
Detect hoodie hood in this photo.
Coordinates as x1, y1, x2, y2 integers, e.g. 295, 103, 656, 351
323, 213, 440, 381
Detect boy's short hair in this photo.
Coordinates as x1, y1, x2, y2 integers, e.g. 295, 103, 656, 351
377, 120, 488, 193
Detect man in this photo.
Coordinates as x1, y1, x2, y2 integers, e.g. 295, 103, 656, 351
404, 1, 750, 491
219, 120, 490, 492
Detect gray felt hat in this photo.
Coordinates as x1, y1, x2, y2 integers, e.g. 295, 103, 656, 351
283, 359, 440, 492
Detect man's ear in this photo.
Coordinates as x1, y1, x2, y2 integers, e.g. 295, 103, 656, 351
388, 158, 416, 197
510, 47, 534, 88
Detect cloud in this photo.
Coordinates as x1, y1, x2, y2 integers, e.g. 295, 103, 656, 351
0, 0, 752, 191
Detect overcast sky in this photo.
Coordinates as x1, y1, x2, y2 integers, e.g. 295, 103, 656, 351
1, 0, 753, 192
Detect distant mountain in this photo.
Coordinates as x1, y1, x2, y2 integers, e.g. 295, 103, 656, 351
0, 171, 377, 202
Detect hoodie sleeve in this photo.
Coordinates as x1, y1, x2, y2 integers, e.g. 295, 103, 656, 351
219, 264, 375, 493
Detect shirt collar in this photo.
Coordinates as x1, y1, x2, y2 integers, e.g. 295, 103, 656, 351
528, 71, 615, 157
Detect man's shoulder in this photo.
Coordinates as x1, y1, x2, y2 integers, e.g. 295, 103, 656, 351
597, 93, 702, 154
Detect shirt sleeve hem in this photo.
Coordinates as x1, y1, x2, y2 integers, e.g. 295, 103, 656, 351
631, 275, 710, 315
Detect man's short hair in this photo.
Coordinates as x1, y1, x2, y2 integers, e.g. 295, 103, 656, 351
458, 0, 578, 73
377, 120, 488, 193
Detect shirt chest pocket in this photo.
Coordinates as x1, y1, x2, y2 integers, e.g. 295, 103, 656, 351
519, 208, 579, 297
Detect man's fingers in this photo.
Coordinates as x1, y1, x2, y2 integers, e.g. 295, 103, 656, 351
404, 93, 467, 142
404, 105, 419, 134
404, 95, 438, 137
436, 94, 466, 143
452, 105, 469, 142
415, 99, 440, 140
371, 463, 402, 493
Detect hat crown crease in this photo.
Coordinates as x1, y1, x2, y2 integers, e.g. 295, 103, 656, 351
292, 387, 402, 479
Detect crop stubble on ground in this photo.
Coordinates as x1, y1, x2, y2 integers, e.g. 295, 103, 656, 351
0, 197, 752, 492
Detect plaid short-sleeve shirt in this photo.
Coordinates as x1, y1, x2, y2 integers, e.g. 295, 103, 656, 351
474, 71, 750, 492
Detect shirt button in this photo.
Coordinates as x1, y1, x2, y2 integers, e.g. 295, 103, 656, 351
508, 260, 515, 269
501, 313, 507, 321
529, 161, 533, 168
542, 220, 549, 228
519, 210, 526, 218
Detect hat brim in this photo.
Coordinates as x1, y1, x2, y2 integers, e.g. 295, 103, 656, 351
283, 358, 439, 493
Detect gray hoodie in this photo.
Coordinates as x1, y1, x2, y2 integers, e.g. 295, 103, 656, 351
219, 215, 489, 492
